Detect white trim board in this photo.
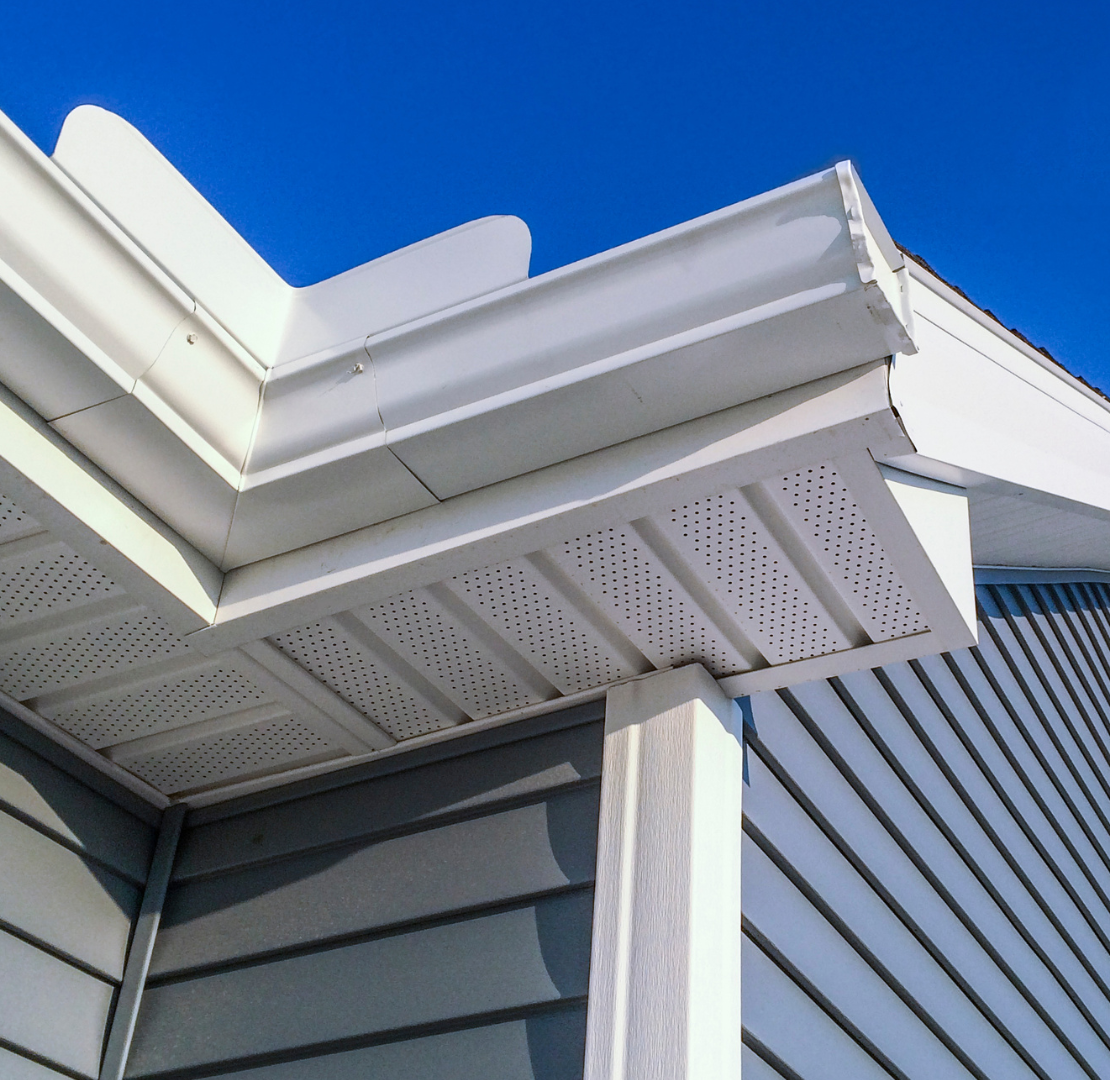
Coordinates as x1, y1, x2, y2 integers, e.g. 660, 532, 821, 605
197, 362, 913, 648
585, 665, 743, 1080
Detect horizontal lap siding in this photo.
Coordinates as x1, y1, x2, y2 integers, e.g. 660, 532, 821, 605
0, 1046, 83, 1080
0, 716, 156, 1079
134, 1012, 591, 1080
128, 705, 604, 1079
742, 582, 1110, 1080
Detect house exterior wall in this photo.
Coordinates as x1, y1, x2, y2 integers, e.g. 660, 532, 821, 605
742, 581, 1110, 1079
8, 580, 1110, 1079
0, 710, 157, 1079
124, 702, 604, 1079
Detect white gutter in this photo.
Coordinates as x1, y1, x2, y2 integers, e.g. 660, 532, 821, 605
0, 106, 916, 575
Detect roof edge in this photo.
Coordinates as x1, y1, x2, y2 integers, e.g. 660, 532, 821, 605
903, 255, 1110, 415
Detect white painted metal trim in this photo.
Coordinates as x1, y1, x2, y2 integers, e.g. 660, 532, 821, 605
585, 665, 743, 1080
718, 627, 941, 697
200, 362, 909, 647
886, 272, 1110, 520
4, 104, 920, 572
903, 256, 1110, 416
99, 802, 185, 1079
0, 383, 220, 632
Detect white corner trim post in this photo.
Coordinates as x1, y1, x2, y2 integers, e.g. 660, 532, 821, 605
585, 665, 744, 1080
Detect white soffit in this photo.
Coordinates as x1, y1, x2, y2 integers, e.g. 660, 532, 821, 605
0, 365, 977, 802
968, 491, 1110, 573
1, 102, 1105, 801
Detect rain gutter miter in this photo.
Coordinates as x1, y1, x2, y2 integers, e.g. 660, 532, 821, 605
0, 103, 918, 629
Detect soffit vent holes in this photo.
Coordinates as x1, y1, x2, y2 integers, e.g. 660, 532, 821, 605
451, 560, 640, 693
123, 717, 342, 793
0, 496, 43, 543
551, 527, 748, 677
661, 493, 847, 664
43, 666, 271, 748
0, 547, 124, 625
773, 464, 927, 641
357, 591, 542, 718
271, 621, 454, 740
0, 614, 189, 701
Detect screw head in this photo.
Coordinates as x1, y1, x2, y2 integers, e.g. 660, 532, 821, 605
350, 362, 365, 374
185, 333, 198, 345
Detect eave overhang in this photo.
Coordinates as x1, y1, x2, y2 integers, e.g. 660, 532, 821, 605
0, 103, 1105, 801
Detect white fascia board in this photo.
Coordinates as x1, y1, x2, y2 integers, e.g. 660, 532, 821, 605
192, 361, 913, 650
51, 395, 240, 566
0, 383, 220, 633
0, 245, 258, 564
226, 446, 438, 569
0, 109, 265, 531
887, 263, 1110, 515
0, 254, 133, 420
0, 109, 192, 386
902, 257, 1109, 415
226, 160, 915, 560
380, 285, 893, 499
372, 162, 909, 431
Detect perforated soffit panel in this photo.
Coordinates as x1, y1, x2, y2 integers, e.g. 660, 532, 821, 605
0, 459, 953, 801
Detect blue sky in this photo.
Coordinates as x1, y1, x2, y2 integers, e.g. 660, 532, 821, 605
1, 2, 1107, 387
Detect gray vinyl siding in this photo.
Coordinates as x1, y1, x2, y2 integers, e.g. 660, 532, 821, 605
742, 581, 1110, 1080
15, 578, 1110, 1080
126, 702, 604, 1079
0, 713, 158, 1079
